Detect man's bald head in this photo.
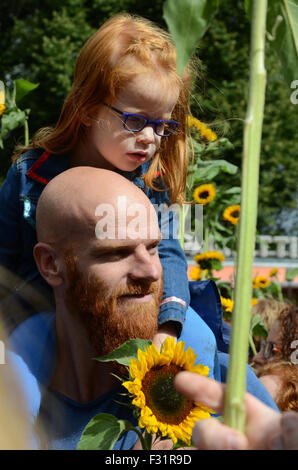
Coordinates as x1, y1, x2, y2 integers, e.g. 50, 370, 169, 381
36, 167, 159, 249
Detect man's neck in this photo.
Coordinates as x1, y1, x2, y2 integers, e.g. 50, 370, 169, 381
50, 309, 120, 403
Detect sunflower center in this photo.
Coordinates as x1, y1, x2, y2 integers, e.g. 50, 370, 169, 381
142, 364, 193, 425
231, 210, 240, 219
199, 191, 209, 200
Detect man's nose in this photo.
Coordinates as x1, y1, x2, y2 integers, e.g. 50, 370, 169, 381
129, 245, 161, 282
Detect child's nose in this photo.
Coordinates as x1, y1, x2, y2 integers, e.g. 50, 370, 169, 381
136, 125, 156, 144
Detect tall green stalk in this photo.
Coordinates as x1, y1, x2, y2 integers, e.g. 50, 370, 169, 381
223, 0, 267, 431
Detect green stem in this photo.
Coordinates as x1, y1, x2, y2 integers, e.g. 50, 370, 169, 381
277, 282, 284, 302
223, 0, 267, 432
132, 427, 150, 450
204, 225, 210, 252
248, 331, 257, 356
24, 119, 29, 146
179, 204, 185, 250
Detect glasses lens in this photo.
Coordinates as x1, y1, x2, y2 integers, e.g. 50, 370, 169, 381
156, 121, 178, 136
124, 115, 147, 132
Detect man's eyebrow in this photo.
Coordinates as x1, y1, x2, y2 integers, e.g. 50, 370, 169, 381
89, 244, 134, 255
89, 238, 161, 255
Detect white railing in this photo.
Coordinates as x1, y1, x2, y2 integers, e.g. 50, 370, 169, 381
184, 235, 298, 260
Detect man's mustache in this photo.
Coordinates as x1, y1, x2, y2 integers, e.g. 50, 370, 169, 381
114, 281, 160, 299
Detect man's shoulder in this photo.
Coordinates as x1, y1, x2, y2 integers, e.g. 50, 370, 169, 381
9, 311, 55, 343
8, 312, 56, 385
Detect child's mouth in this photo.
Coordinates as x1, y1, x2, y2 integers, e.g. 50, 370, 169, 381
127, 152, 148, 162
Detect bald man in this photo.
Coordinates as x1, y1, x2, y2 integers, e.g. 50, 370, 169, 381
7, 167, 278, 450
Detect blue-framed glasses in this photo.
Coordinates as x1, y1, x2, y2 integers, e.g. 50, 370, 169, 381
103, 103, 178, 137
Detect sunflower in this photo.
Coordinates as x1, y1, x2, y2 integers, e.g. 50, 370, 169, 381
253, 275, 270, 289
223, 205, 241, 226
194, 251, 225, 263
193, 184, 216, 205
186, 115, 217, 141
122, 337, 212, 445
220, 296, 234, 313
251, 298, 259, 307
269, 267, 278, 277
193, 251, 225, 271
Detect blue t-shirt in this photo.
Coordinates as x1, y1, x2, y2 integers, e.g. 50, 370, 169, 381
37, 385, 138, 450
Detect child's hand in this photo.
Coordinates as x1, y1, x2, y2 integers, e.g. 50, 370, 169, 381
153, 321, 178, 351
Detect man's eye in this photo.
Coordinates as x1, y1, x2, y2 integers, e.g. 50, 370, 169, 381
96, 250, 131, 262
148, 243, 159, 254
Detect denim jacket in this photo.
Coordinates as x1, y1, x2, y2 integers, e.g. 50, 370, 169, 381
0, 149, 189, 333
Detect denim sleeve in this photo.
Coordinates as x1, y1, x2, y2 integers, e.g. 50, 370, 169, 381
156, 202, 190, 336
0, 164, 22, 271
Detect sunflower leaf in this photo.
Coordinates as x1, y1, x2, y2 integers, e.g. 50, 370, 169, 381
94, 339, 153, 366
77, 413, 135, 450
15, 79, 39, 104
267, 0, 298, 86
250, 314, 268, 339
163, 0, 219, 75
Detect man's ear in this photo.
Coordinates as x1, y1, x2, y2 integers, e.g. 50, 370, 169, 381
33, 242, 64, 287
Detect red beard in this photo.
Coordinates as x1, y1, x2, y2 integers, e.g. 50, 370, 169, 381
63, 253, 162, 358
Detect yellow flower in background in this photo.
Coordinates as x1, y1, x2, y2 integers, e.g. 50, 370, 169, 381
269, 267, 278, 277
0, 104, 6, 117
190, 266, 209, 281
122, 337, 212, 445
220, 296, 234, 313
0, 89, 5, 105
190, 266, 202, 281
0, 84, 5, 117
186, 115, 217, 141
253, 275, 270, 289
251, 298, 259, 307
193, 184, 216, 205
223, 205, 241, 226
194, 251, 225, 264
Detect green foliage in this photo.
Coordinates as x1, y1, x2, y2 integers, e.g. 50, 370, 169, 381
0, 79, 39, 148
188, 138, 236, 189
267, 0, 298, 86
163, 0, 219, 75
95, 338, 152, 368
250, 314, 268, 339
77, 413, 136, 450
192, 0, 298, 234
286, 267, 298, 281
187, 132, 241, 253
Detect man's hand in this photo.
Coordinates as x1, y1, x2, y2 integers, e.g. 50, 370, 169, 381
133, 436, 173, 450
153, 321, 178, 351
133, 435, 194, 450
174, 371, 298, 450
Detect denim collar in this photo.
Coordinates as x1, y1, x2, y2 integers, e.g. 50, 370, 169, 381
26, 151, 70, 185
26, 151, 149, 188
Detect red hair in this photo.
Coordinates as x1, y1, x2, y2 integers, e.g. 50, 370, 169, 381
13, 14, 194, 204
257, 361, 298, 412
